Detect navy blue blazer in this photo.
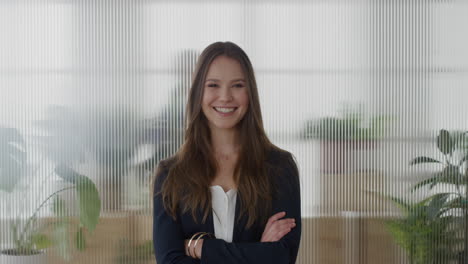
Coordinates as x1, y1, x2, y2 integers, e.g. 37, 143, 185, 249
153, 150, 302, 264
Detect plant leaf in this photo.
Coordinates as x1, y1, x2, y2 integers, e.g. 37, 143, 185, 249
55, 164, 101, 232
75, 177, 101, 232
75, 227, 86, 251
436, 165, 462, 186
436, 129, 453, 155
426, 193, 451, 220
409, 156, 441, 165
387, 195, 412, 213
445, 197, 468, 209
411, 176, 438, 191
413, 165, 463, 191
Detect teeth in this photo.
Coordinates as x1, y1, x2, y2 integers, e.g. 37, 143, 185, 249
214, 107, 236, 113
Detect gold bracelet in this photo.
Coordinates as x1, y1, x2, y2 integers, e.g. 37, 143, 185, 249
193, 233, 211, 259
188, 232, 205, 258
193, 232, 215, 257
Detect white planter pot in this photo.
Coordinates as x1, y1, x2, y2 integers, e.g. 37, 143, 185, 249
0, 250, 47, 264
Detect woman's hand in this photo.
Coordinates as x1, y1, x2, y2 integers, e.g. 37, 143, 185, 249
261, 211, 296, 242
184, 239, 203, 259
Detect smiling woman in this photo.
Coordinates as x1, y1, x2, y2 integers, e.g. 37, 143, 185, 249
152, 42, 302, 264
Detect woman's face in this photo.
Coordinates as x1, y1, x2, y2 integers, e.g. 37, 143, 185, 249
201, 55, 249, 132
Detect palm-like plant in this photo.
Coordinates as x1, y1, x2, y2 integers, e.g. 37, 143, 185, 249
385, 195, 461, 263
385, 129, 468, 264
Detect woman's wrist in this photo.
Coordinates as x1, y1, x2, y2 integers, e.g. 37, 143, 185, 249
186, 232, 214, 259
188, 232, 204, 258
194, 239, 203, 259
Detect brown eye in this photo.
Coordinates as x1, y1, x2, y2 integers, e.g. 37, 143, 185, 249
234, 83, 244, 88
207, 83, 218, 88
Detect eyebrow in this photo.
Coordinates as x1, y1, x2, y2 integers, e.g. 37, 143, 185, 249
205, 78, 246, 83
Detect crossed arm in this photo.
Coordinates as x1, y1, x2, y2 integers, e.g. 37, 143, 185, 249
184, 211, 296, 259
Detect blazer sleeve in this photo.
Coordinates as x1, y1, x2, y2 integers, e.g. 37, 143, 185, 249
153, 165, 200, 264
200, 153, 302, 264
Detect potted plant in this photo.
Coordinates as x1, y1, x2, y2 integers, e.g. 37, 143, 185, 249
301, 104, 391, 173
384, 129, 468, 264
0, 127, 101, 263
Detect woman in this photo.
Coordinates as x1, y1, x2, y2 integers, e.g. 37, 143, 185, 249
153, 42, 301, 264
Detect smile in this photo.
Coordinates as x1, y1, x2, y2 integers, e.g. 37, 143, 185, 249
213, 107, 237, 114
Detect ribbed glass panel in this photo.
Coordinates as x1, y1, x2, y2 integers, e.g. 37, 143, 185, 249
1, 0, 467, 263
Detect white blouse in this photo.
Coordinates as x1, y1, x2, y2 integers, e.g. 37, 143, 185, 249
209, 185, 237, 242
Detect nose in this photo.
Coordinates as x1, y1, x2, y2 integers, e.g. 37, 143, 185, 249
219, 86, 233, 102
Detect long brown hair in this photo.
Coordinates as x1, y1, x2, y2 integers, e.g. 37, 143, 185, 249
155, 41, 280, 229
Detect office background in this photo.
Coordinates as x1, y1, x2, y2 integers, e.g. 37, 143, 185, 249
1, 0, 468, 263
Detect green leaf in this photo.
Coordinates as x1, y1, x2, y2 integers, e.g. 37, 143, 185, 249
31, 233, 53, 250
436, 129, 453, 155
444, 197, 468, 209
411, 176, 438, 191
135, 240, 154, 258
426, 193, 451, 220
436, 165, 462, 186
75, 227, 86, 251
454, 131, 468, 148
387, 196, 412, 212
75, 177, 101, 232
55, 164, 101, 232
409, 156, 441, 166
414, 165, 463, 191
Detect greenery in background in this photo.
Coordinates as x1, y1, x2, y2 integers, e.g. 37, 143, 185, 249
0, 127, 101, 260
33, 105, 162, 210
385, 196, 460, 263
115, 239, 154, 264
384, 129, 468, 264
301, 104, 392, 140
